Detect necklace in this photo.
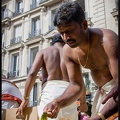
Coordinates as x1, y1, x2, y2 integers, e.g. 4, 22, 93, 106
76, 30, 90, 68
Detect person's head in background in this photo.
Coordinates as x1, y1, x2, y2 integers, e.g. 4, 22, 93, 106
51, 33, 65, 46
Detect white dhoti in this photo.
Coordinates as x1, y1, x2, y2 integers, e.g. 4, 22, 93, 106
38, 80, 78, 120
91, 79, 117, 117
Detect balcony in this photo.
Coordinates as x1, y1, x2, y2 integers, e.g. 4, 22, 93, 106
2, 0, 11, 5
39, 0, 62, 6
7, 70, 19, 79
28, 29, 41, 39
13, 8, 24, 17
2, 9, 13, 20
10, 36, 22, 45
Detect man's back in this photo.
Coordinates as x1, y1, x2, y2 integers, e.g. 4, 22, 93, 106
37, 42, 69, 85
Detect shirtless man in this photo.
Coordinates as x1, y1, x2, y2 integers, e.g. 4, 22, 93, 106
16, 33, 88, 120
43, 2, 118, 120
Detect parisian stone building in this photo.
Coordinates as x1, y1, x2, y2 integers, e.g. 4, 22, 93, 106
2, 0, 118, 106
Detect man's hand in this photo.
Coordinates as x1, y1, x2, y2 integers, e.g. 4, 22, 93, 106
43, 100, 60, 118
102, 87, 118, 104
16, 99, 28, 118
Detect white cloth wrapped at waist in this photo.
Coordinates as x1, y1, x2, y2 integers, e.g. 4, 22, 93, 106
91, 79, 117, 117
38, 80, 78, 120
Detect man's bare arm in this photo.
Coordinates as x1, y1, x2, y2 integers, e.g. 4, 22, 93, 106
24, 51, 44, 97
79, 81, 88, 112
16, 51, 44, 116
54, 46, 84, 107
103, 29, 118, 84
94, 29, 118, 119
84, 30, 118, 120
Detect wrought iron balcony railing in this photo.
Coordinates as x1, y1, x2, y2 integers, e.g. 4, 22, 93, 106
10, 36, 22, 45
7, 70, 19, 79
13, 8, 24, 17
28, 29, 41, 38
2, 9, 13, 20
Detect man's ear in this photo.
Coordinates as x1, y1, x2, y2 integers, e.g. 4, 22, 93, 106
81, 20, 88, 30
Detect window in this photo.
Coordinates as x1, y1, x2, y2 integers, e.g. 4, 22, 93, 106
15, 0, 23, 13
28, 83, 38, 106
115, 0, 118, 9
11, 53, 19, 76
2, 32, 5, 47
35, 0, 40, 7
29, 47, 38, 67
2, 6, 7, 19
14, 24, 22, 41
76, 0, 85, 11
27, 47, 38, 74
32, 17, 40, 36
33, 83, 38, 106
50, 9, 56, 30
30, 0, 40, 10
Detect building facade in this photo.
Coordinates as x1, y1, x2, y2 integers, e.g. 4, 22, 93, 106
2, 0, 118, 106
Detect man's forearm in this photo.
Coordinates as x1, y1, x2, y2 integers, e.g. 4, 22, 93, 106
24, 74, 37, 98
80, 82, 86, 103
55, 83, 82, 108
99, 98, 118, 119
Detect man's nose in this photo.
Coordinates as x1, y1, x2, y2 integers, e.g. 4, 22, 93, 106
63, 33, 70, 41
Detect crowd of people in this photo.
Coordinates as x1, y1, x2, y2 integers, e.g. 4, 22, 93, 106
3, 1, 118, 120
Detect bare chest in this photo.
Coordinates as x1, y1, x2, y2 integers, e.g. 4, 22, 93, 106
73, 46, 108, 70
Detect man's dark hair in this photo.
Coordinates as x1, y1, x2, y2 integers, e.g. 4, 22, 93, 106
54, 2, 85, 26
51, 33, 64, 45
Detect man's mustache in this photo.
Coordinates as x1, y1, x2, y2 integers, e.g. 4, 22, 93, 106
66, 39, 76, 43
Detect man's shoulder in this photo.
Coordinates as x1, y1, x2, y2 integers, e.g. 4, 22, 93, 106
40, 46, 59, 55
38, 46, 53, 53
63, 44, 74, 58
63, 44, 73, 52
91, 28, 116, 35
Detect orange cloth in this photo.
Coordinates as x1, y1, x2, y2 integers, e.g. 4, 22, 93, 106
108, 112, 118, 120
2, 94, 22, 105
